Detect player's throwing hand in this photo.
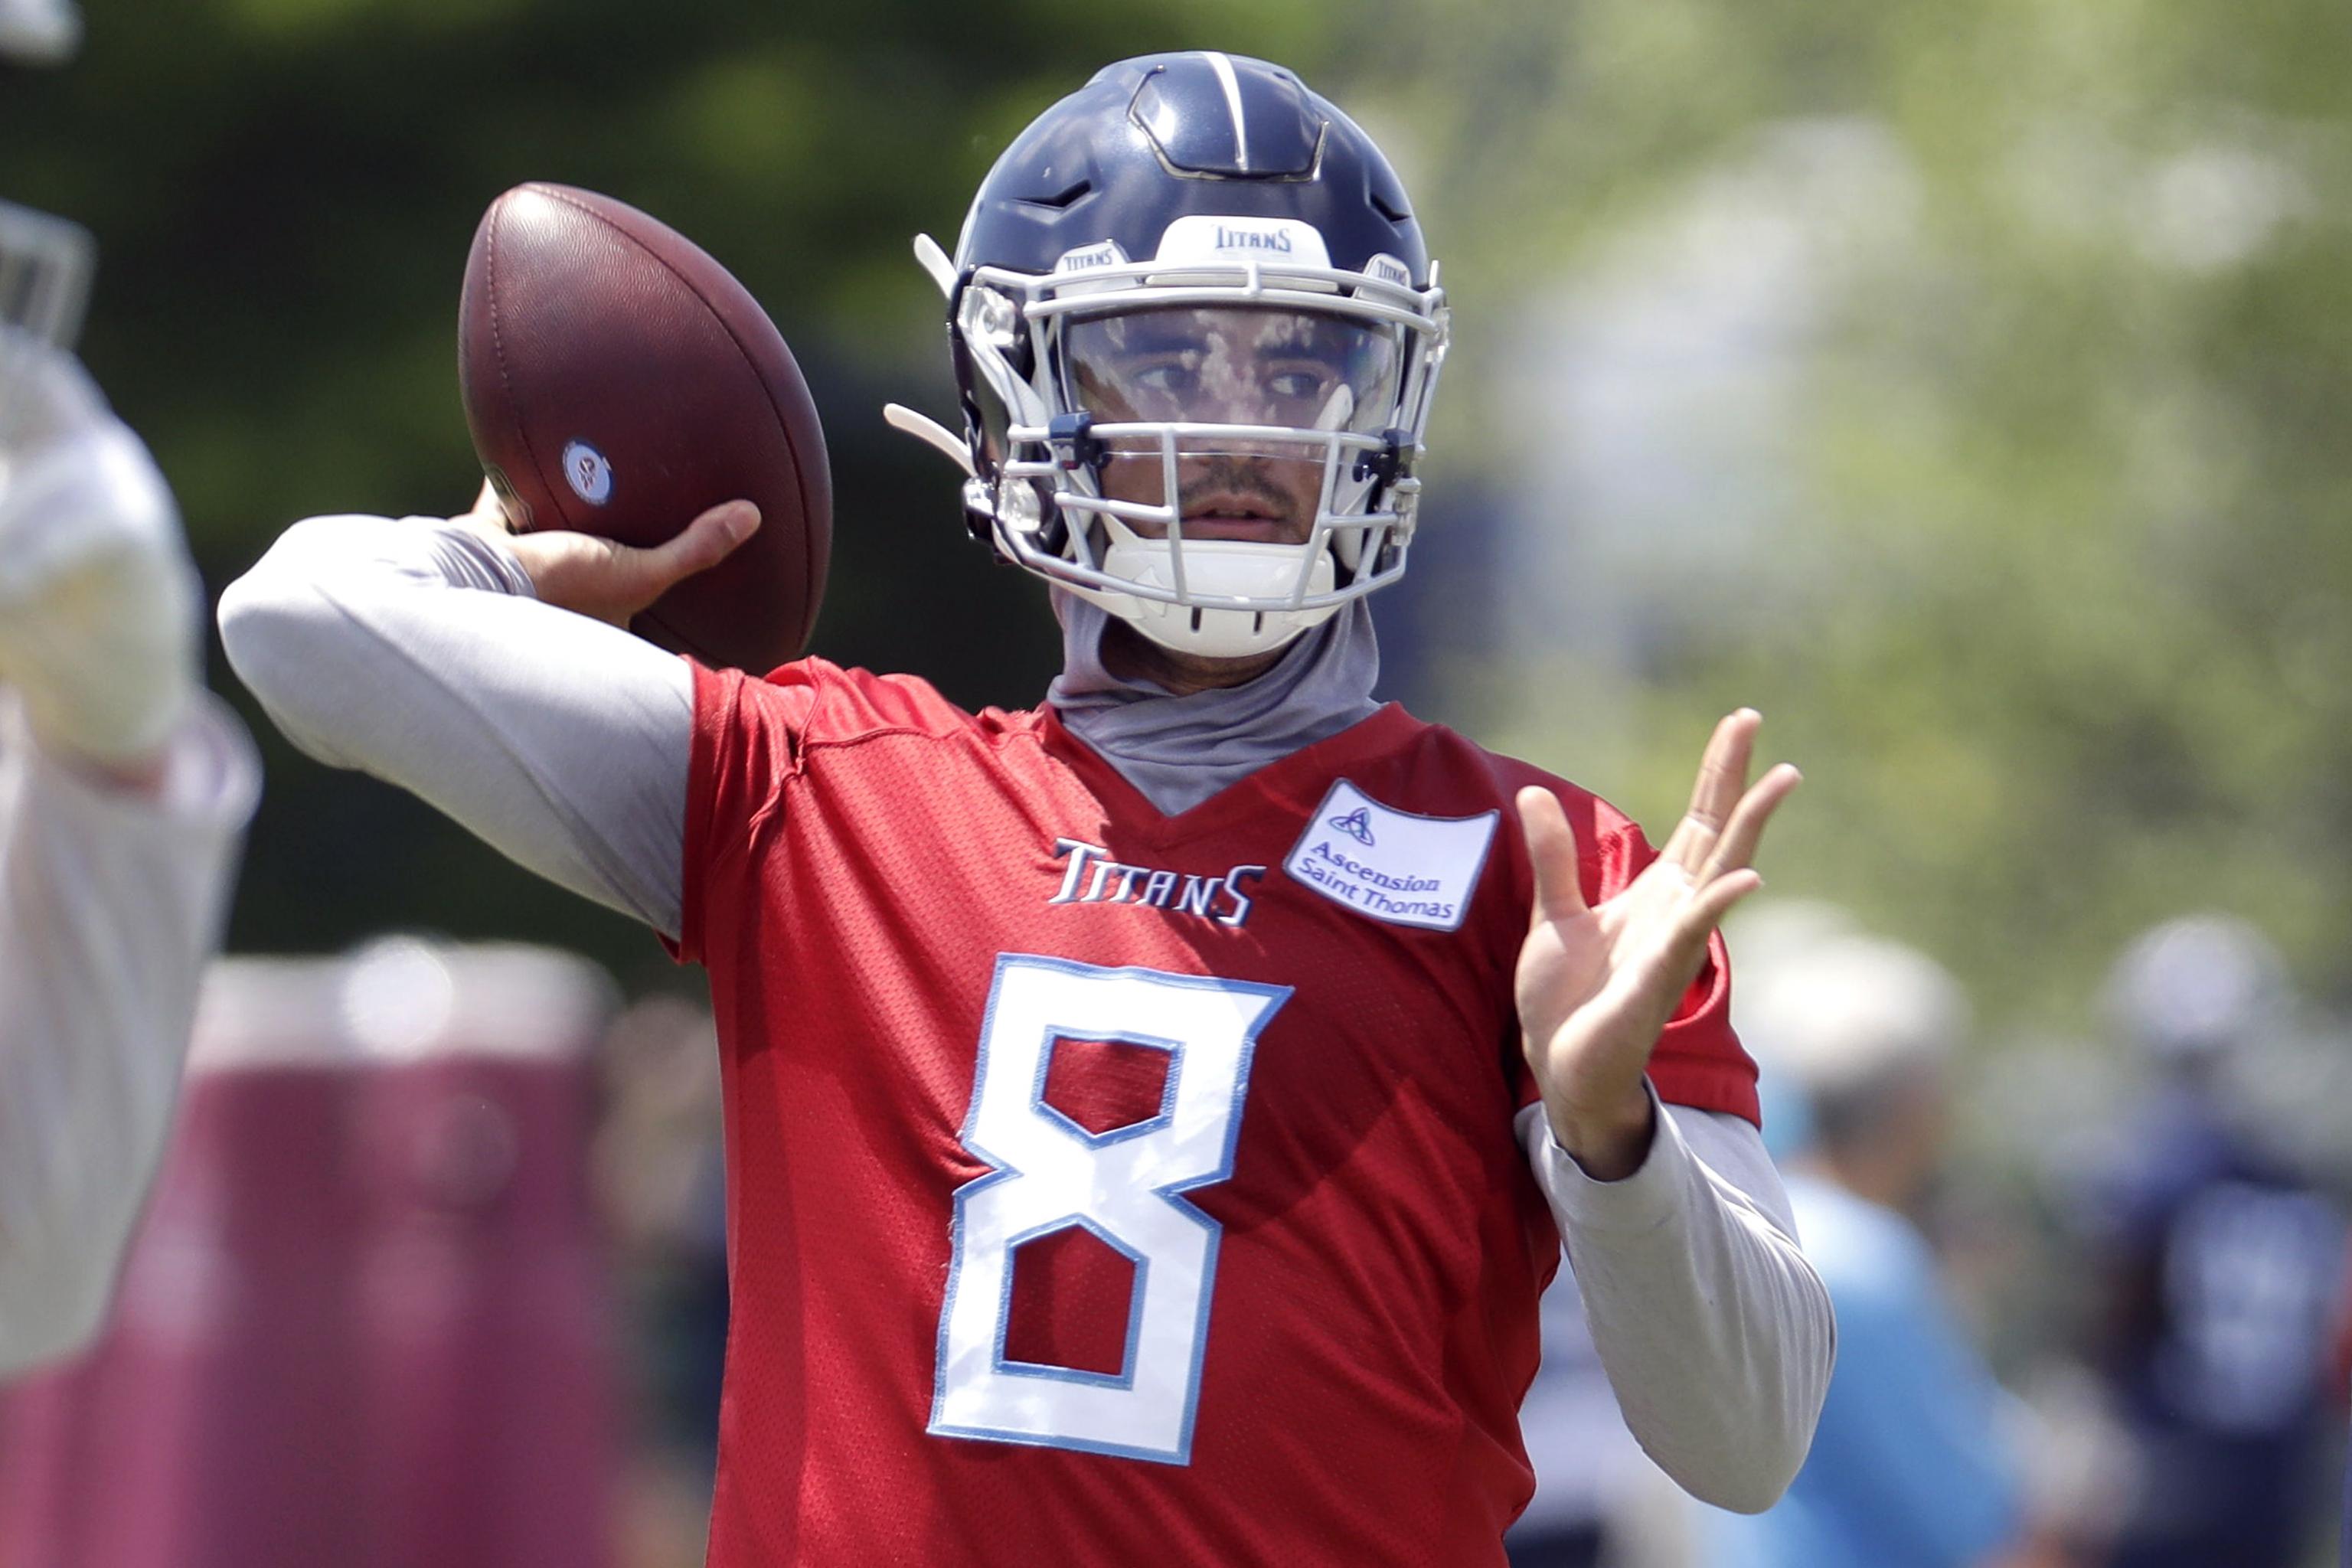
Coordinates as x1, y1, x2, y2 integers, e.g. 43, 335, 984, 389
456, 479, 758, 629
1516, 710, 1801, 1180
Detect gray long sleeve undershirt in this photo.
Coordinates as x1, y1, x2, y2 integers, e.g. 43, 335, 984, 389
217, 511, 1830, 1511
219, 514, 694, 938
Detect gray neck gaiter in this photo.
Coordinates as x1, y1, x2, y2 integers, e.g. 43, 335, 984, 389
1045, 591, 1382, 815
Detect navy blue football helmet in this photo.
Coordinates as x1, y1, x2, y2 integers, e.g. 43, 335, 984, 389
898, 53, 1449, 658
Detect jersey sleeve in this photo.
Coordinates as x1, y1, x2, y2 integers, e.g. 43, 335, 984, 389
675, 656, 975, 965
673, 659, 818, 965
1598, 820, 1759, 1124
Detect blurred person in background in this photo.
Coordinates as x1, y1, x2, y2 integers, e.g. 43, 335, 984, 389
2074, 914, 2343, 1568
1709, 921, 2024, 1568
0, 0, 258, 1374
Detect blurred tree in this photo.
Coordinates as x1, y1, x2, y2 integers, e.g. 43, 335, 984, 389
2, 0, 1344, 985
1357, 0, 2352, 1028
7, 0, 2347, 1037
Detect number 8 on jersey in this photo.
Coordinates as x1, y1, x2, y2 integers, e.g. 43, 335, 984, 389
928, 956, 1292, 1464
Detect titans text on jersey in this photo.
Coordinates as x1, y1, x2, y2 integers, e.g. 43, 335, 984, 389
1047, 836, 1265, 926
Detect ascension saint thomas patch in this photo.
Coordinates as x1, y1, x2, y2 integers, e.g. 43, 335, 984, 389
1282, 779, 1499, 933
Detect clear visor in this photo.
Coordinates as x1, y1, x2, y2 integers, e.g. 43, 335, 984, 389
1063, 306, 1404, 443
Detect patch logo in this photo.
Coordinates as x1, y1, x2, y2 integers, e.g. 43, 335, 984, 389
561, 439, 613, 505
1283, 781, 1498, 933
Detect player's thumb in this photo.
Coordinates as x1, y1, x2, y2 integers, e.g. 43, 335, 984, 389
640, 500, 761, 592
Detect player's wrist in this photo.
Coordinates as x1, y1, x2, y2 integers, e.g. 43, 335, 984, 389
1545, 1082, 1657, 1182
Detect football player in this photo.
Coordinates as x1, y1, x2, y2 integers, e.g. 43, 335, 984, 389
0, 0, 260, 1374
2079, 916, 2343, 1566
220, 53, 1832, 1563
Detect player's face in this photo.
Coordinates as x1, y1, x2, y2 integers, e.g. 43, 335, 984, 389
1063, 306, 1403, 544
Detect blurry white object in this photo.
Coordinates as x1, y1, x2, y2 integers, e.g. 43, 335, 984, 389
190, 941, 620, 1073
2102, 913, 2288, 1067
1736, 923, 1969, 1099
0, 692, 256, 1374
0, 332, 199, 764
0, 0, 79, 66
0, 200, 94, 353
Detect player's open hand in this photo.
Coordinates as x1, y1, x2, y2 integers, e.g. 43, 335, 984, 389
1515, 710, 1799, 1181
456, 481, 759, 629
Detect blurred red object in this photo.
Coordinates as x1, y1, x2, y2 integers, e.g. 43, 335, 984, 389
0, 940, 623, 1568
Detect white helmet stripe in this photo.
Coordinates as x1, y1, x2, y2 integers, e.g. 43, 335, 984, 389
1198, 52, 1250, 173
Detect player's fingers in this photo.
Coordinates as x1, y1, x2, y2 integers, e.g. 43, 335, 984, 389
1518, 786, 1591, 923
640, 500, 761, 590
1696, 763, 1801, 884
449, 478, 516, 541
1664, 710, 1759, 871
1693, 710, 1759, 825
1677, 867, 1762, 949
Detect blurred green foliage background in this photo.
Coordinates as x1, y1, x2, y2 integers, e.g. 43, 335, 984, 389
7, 0, 2348, 1036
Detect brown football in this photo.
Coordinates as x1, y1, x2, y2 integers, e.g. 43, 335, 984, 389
458, 181, 830, 671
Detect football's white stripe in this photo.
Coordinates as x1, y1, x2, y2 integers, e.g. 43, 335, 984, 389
1200, 51, 1250, 172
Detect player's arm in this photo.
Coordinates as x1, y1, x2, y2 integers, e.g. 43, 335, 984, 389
1513, 711, 1833, 1512
217, 492, 754, 940
0, 339, 260, 1373
1521, 1096, 1832, 1514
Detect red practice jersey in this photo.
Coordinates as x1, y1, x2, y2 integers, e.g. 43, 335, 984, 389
675, 658, 1758, 1566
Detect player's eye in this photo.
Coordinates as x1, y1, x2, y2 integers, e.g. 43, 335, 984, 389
1266, 367, 1333, 400
1128, 361, 1197, 397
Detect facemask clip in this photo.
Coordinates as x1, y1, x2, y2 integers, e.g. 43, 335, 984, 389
1047, 411, 1107, 474
1351, 427, 1411, 492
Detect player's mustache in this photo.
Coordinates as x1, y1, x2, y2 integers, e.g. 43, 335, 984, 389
1175, 457, 1298, 521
